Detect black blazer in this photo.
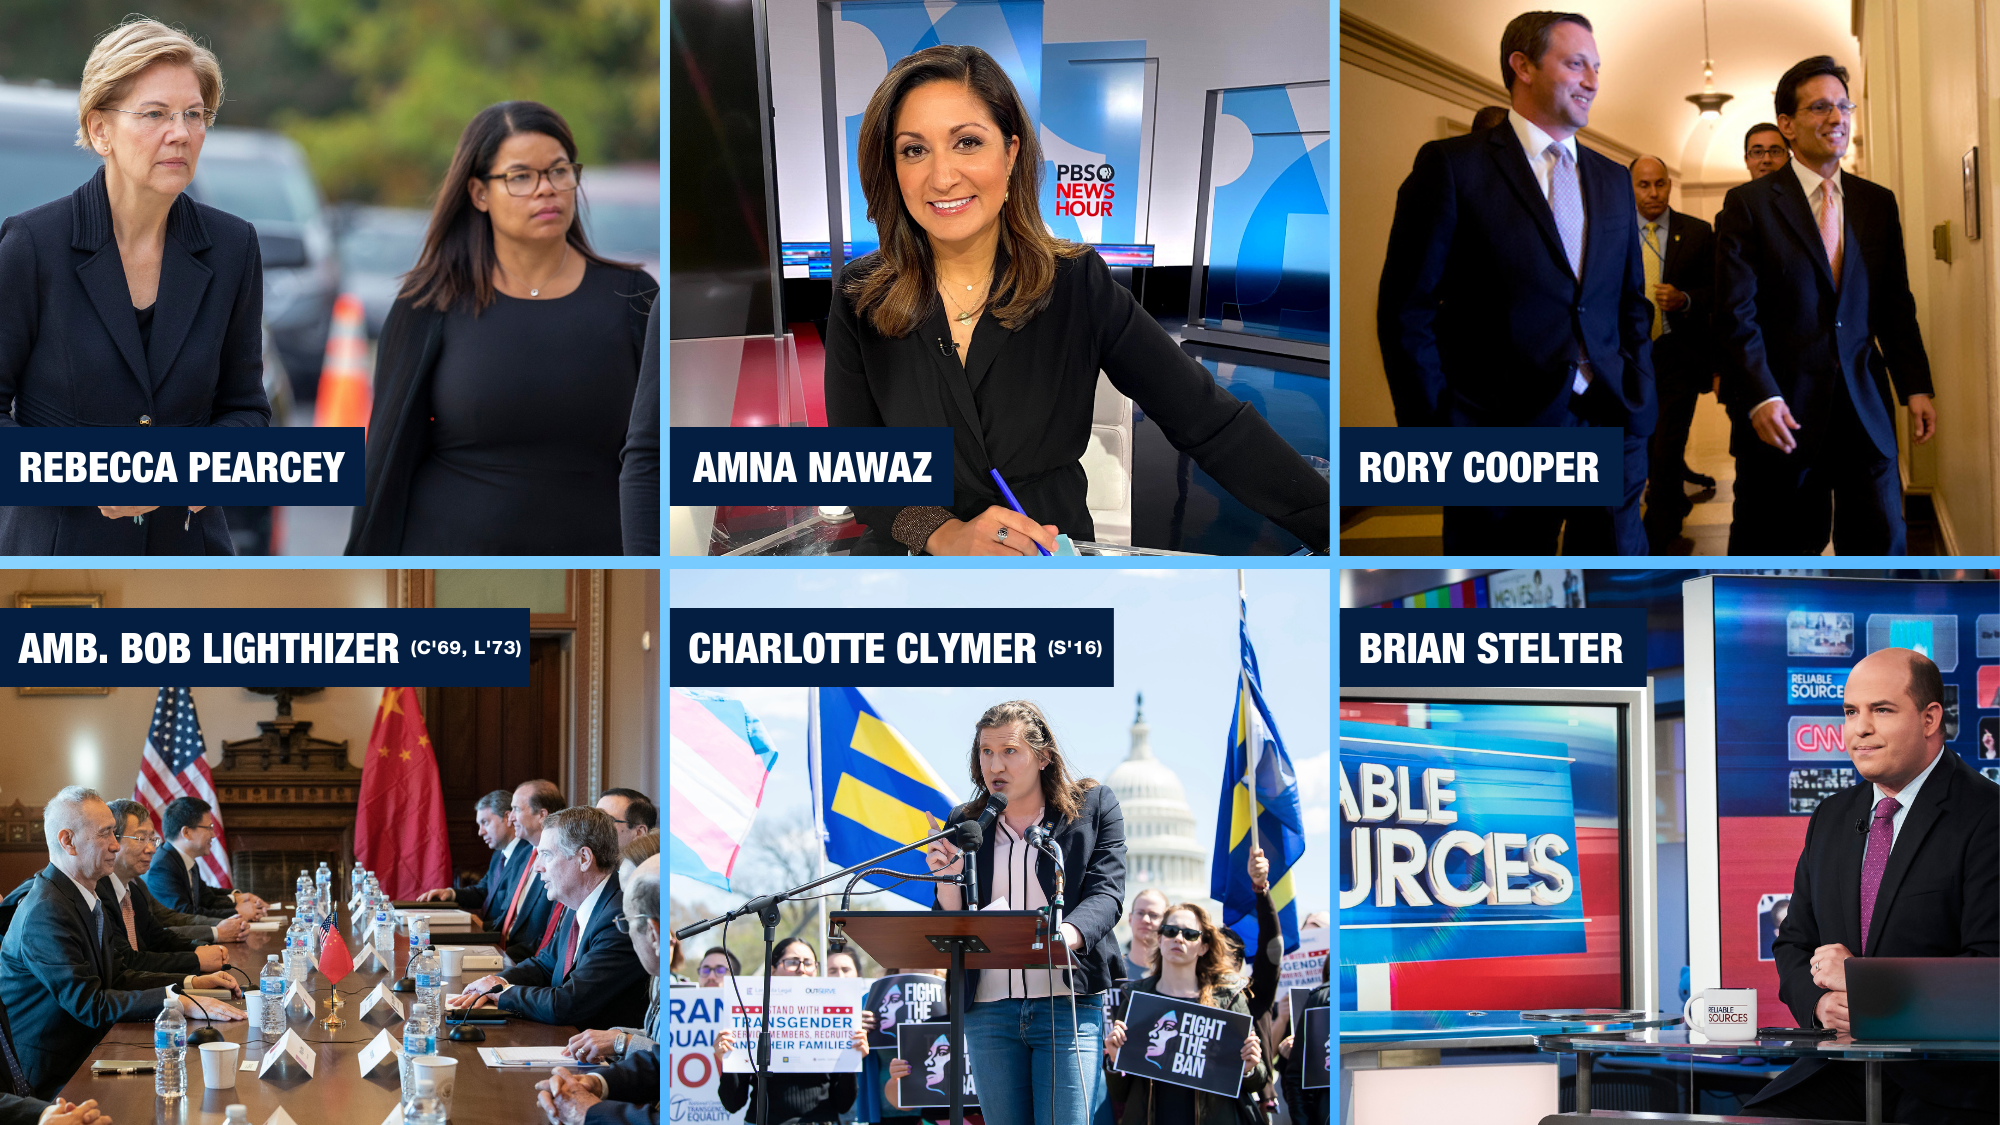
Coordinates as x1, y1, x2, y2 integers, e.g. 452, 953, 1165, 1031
620, 293, 660, 555
826, 249, 1328, 553
346, 279, 655, 555
592, 1046, 661, 1124
0, 866, 178, 1097
933, 784, 1128, 997
0, 168, 270, 554
1714, 163, 1933, 461
1377, 123, 1657, 436
102, 876, 202, 976
142, 846, 235, 917
495, 863, 558, 966
496, 874, 649, 1030
1646, 208, 1715, 394
459, 839, 531, 917
0, 990, 49, 1123
1755, 749, 1998, 1114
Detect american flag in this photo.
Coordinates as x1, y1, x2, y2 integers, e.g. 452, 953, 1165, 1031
134, 687, 231, 889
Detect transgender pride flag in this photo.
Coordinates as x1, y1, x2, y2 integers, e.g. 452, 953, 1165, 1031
670, 689, 778, 891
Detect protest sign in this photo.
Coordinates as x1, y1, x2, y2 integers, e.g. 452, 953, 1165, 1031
1112, 991, 1251, 1099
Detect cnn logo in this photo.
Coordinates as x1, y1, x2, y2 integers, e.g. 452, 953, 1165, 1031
1787, 716, 1846, 762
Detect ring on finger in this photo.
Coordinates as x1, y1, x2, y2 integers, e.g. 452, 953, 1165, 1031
996, 526, 1009, 542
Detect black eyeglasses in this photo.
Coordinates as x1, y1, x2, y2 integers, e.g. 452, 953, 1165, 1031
1158, 924, 1203, 941
482, 162, 582, 196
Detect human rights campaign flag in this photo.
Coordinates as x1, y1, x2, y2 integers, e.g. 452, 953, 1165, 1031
814, 687, 960, 906
1211, 615, 1305, 956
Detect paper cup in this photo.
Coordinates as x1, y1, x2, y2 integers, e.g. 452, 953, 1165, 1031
199, 1041, 239, 1088
243, 990, 264, 1033
413, 1055, 458, 1118
438, 947, 464, 976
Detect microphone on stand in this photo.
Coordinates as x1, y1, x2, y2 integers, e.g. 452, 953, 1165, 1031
953, 791, 1006, 908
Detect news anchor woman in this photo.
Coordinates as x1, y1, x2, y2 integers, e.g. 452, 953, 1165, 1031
346, 101, 657, 555
926, 701, 1126, 1125
0, 18, 270, 554
826, 46, 1328, 555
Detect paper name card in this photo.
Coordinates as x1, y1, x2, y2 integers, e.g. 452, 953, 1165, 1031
462, 954, 504, 971
358, 1028, 403, 1077
378, 1104, 404, 1125
248, 920, 284, 931
353, 941, 377, 971
257, 1029, 316, 1079
284, 981, 316, 1019
266, 1109, 300, 1125
359, 982, 405, 1021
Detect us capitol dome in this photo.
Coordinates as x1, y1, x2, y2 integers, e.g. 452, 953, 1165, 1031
1104, 694, 1216, 938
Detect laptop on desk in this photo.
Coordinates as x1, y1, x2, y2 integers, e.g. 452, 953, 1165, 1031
1847, 958, 1999, 1041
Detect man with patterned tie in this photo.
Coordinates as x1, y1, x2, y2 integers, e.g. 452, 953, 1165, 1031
446, 807, 647, 1032
1629, 155, 1716, 552
1750, 648, 1997, 1122
1715, 56, 1937, 554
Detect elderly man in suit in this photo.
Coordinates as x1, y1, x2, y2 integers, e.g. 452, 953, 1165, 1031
1715, 56, 1936, 554
415, 789, 531, 921
0, 788, 242, 1098
99, 799, 231, 978
538, 854, 663, 1124
141, 797, 263, 920
446, 807, 648, 1032
1745, 649, 1997, 1122
1629, 155, 1717, 551
1378, 11, 1656, 554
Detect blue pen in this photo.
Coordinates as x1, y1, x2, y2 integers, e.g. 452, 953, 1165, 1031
988, 468, 1052, 556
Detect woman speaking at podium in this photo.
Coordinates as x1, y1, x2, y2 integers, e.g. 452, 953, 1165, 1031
825, 46, 1329, 555
925, 701, 1127, 1125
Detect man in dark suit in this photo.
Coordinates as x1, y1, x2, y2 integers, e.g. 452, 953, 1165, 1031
141, 797, 263, 920
101, 799, 228, 978
486, 780, 564, 964
1378, 10, 1656, 554
447, 808, 648, 1032
1629, 155, 1717, 550
1716, 56, 1936, 554
415, 789, 529, 921
0, 788, 243, 1098
540, 854, 663, 1124
1746, 648, 1997, 1123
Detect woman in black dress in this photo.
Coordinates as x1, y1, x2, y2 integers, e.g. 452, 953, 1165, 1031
347, 101, 656, 555
0, 18, 269, 554
826, 45, 1328, 555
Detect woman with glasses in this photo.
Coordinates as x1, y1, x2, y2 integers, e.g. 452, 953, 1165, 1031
711, 939, 869, 1125
347, 101, 656, 554
0, 17, 271, 555
924, 701, 1126, 1125
1102, 904, 1269, 1125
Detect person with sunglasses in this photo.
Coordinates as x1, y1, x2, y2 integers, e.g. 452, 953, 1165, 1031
711, 938, 869, 1125
0, 17, 271, 555
1102, 904, 1268, 1125
347, 100, 657, 555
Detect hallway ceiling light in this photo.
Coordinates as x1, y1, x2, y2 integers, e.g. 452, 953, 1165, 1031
1684, 0, 1734, 119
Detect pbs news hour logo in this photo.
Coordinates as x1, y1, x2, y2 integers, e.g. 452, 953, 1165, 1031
1054, 163, 1116, 218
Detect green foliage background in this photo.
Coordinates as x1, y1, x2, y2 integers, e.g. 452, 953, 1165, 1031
0, 0, 659, 205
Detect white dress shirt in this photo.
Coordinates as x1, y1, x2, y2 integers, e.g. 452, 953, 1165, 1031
66, 869, 101, 912
1872, 745, 1944, 851
569, 873, 611, 948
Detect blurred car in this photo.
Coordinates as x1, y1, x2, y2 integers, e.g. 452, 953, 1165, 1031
332, 204, 429, 338
187, 128, 342, 407
579, 162, 659, 280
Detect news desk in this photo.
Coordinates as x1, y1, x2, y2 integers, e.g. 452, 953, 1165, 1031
59, 906, 580, 1123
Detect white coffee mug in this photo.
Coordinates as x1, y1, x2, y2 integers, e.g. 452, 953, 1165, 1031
1684, 987, 1758, 1042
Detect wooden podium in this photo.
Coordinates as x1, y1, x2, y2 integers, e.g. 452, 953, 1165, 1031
832, 910, 1076, 1125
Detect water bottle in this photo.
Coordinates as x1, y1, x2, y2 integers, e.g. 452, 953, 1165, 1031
316, 861, 332, 896
410, 919, 442, 1017
351, 864, 366, 901
286, 919, 309, 990
316, 880, 334, 929
400, 1002, 436, 1097
260, 954, 286, 1038
374, 902, 395, 965
224, 1106, 250, 1125
154, 995, 187, 1099
296, 870, 313, 912
406, 1076, 447, 1124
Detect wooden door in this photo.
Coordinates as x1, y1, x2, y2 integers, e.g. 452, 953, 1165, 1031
424, 636, 566, 882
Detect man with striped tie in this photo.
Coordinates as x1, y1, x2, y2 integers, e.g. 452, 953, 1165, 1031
1377, 11, 1655, 554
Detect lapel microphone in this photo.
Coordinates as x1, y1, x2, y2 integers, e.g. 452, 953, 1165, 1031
938, 338, 955, 357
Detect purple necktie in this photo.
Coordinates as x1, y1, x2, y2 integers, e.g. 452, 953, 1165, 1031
1547, 143, 1585, 278
1858, 796, 1901, 952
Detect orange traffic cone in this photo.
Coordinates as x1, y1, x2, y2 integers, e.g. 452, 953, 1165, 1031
316, 293, 372, 432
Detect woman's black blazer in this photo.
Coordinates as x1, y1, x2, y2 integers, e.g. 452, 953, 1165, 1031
0, 168, 271, 554
932, 783, 1128, 996
826, 248, 1330, 553
345, 280, 656, 555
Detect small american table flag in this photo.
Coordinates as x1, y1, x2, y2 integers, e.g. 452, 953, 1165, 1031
133, 687, 231, 889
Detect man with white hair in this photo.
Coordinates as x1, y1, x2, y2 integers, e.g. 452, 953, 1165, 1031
0, 788, 242, 1098
538, 854, 662, 1124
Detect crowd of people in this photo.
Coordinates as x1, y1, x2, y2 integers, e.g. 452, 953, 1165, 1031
0, 780, 664, 1125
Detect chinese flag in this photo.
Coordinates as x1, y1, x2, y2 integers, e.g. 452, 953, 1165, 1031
317, 922, 354, 985
354, 687, 452, 899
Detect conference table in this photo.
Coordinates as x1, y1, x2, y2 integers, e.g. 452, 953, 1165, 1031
61, 903, 579, 1124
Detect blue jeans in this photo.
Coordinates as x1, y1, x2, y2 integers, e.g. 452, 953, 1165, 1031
964, 996, 1105, 1125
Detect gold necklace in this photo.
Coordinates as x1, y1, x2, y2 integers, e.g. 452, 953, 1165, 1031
939, 274, 990, 325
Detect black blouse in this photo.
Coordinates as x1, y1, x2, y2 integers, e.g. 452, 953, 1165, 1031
825, 248, 1328, 553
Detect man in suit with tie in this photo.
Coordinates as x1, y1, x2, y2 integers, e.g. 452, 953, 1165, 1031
100, 800, 231, 978
1747, 648, 1997, 1122
488, 780, 564, 964
1629, 155, 1717, 551
0, 788, 243, 1098
540, 853, 663, 1125
415, 790, 530, 921
1378, 11, 1656, 554
447, 808, 648, 1032
141, 797, 264, 920
1715, 56, 1937, 554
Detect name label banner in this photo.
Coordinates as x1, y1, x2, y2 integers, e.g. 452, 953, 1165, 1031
1111, 990, 1250, 1099
715, 976, 866, 1073
673, 609, 1113, 687
895, 1021, 978, 1107
1341, 608, 1647, 687
0, 427, 364, 505
1341, 427, 1622, 505
0, 608, 529, 686
671, 427, 954, 506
